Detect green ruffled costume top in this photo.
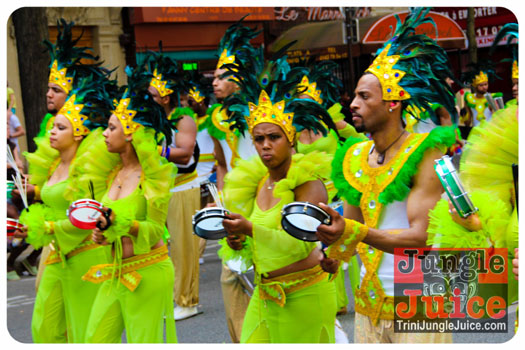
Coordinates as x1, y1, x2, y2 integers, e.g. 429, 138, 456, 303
76, 126, 177, 257
217, 151, 331, 275
332, 125, 456, 212
427, 106, 518, 303
20, 128, 113, 255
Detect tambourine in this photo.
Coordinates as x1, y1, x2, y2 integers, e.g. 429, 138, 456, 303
281, 201, 331, 242
434, 155, 478, 218
67, 199, 104, 230
7, 218, 24, 237
192, 207, 229, 240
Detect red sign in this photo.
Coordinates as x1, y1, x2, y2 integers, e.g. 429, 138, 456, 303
132, 7, 275, 24
362, 11, 466, 46
432, 7, 518, 48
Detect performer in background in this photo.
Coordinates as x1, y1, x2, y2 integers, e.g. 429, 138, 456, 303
206, 18, 261, 343
147, 48, 202, 321
461, 60, 502, 128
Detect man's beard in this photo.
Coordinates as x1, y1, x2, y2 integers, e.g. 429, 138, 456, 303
354, 124, 366, 133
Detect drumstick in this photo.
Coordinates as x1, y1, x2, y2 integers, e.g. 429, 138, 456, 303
89, 180, 95, 200
207, 183, 224, 208
6, 146, 21, 176
12, 173, 28, 209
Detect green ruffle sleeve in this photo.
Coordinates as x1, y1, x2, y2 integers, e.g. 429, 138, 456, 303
427, 191, 511, 249
19, 203, 55, 249
23, 136, 59, 189
460, 105, 518, 206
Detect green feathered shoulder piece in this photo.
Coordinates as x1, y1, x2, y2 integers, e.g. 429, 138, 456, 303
204, 103, 240, 141
37, 113, 55, 138
427, 191, 511, 249
169, 106, 197, 126
332, 136, 369, 206
133, 126, 177, 206
71, 128, 121, 202
23, 136, 59, 189
379, 125, 456, 204
273, 151, 332, 200
223, 155, 267, 218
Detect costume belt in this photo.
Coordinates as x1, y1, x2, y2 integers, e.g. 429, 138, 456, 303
82, 245, 169, 292
174, 170, 198, 186
198, 153, 215, 163
45, 239, 100, 265
258, 265, 328, 307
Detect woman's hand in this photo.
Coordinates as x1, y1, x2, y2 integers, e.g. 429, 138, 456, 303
95, 207, 115, 231
11, 181, 36, 204
222, 212, 253, 237
448, 201, 482, 232
320, 256, 340, 274
316, 203, 346, 246
225, 234, 245, 250
13, 226, 28, 239
92, 227, 108, 245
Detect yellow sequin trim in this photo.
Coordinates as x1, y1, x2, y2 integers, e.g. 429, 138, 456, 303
82, 245, 169, 292
258, 265, 328, 307
45, 239, 99, 265
174, 170, 198, 186
342, 133, 427, 228
212, 107, 241, 168
327, 218, 368, 263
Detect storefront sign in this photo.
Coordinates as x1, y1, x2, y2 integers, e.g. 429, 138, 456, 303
432, 7, 518, 48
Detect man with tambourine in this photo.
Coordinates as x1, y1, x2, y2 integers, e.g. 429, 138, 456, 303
314, 8, 458, 343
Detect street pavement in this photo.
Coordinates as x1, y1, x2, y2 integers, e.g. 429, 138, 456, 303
6, 243, 518, 344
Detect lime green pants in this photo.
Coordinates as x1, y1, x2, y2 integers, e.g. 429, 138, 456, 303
241, 278, 336, 343
31, 246, 109, 343
84, 258, 177, 343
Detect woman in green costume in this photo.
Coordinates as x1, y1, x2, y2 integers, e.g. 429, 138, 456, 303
82, 64, 177, 343
217, 54, 340, 343
15, 72, 118, 343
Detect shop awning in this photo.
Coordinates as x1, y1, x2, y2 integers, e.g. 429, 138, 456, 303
268, 11, 467, 59
362, 11, 467, 50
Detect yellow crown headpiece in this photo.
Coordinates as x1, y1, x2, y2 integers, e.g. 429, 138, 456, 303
48, 60, 74, 94
297, 76, 323, 104
472, 71, 489, 86
512, 61, 519, 79
57, 94, 90, 136
216, 49, 236, 70
112, 97, 142, 135
188, 86, 205, 103
149, 69, 174, 98
365, 44, 411, 101
247, 90, 295, 143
